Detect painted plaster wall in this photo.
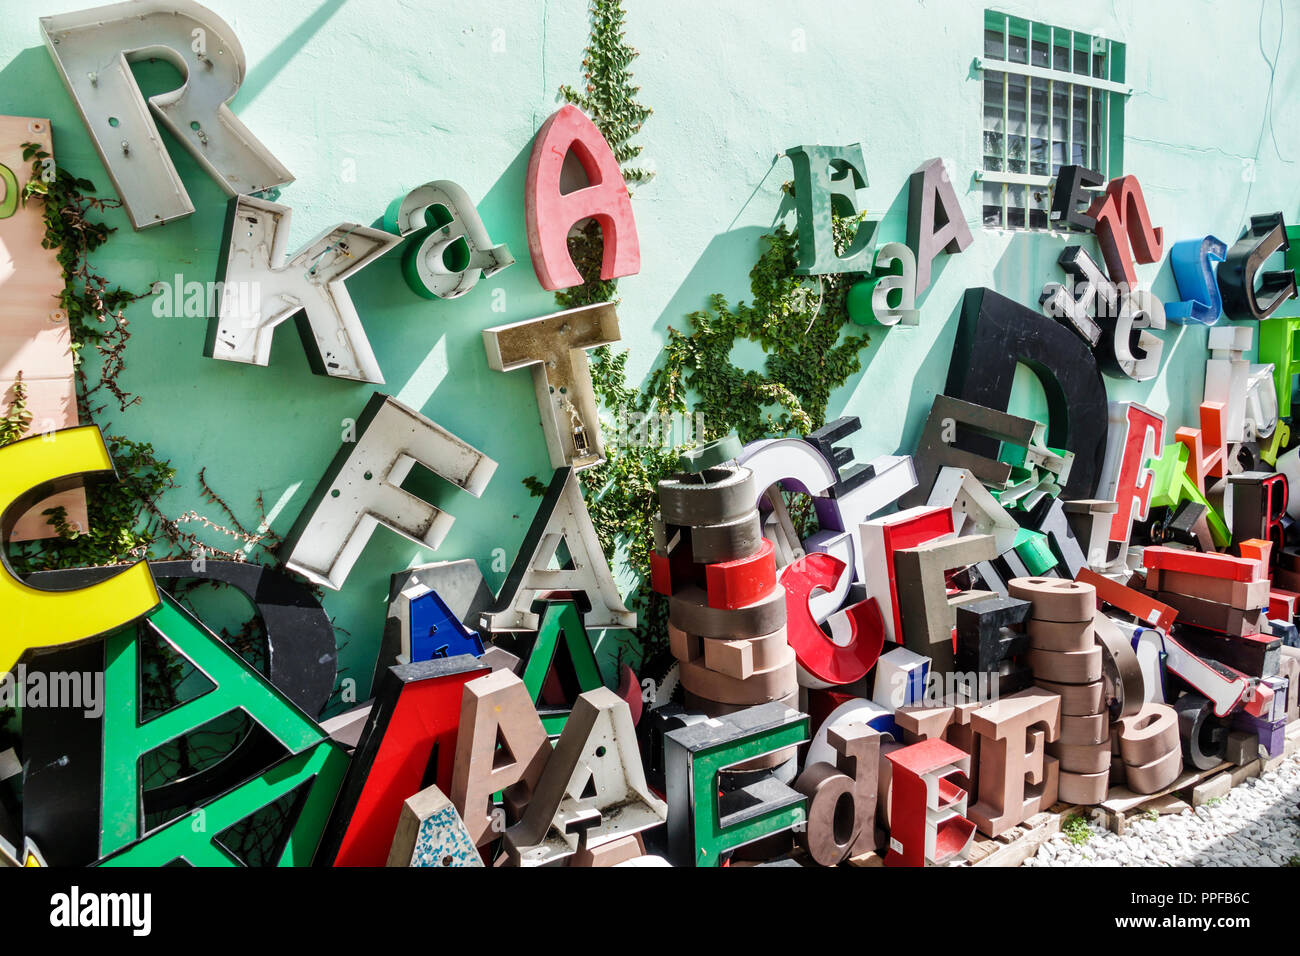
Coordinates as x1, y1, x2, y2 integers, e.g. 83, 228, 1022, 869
0, 0, 1296, 709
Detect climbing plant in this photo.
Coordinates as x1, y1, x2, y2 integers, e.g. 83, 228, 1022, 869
558, 0, 654, 183
0, 145, 310, 764
547, 2, 874, 684
545, 0, 673, 676
647, 212, 870, 442
583, 213, 871, 681
554, 0, 654, 314
6, 143, 279, 573
0, 373, 31, 445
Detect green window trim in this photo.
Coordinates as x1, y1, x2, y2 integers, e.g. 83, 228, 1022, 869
979, 9, 1128, 231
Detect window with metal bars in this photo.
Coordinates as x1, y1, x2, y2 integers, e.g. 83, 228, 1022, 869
978, 11, 1129, 230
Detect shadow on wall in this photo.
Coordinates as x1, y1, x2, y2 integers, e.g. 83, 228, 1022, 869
990, 227, 1074, 294
631, 171, 918, 422
646, 224, 769, 343
0, 46, 67, 121
476, 138, 535, 248
871, 178, 912, 247
641, 155, 800, 349
895, 296, 966, 459
362, 135, 559, 426
0, 0, 349, 119
232, 0, 350, 110
833, 223, 1062, 460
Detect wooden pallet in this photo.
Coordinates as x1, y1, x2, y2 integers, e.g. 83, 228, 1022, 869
1097, 718, 1300, 835
844, 848, 885, 867
1095, 789, 1197, 836
1190, 719, 1300, 807
845, 802, 1082, 868
964, 804, 1079, 867
842, 720, 1300, 866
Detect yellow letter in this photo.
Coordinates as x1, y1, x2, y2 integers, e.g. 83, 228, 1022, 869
0, 426, 159, 675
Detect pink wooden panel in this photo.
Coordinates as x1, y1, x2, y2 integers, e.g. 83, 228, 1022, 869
0, 116, 87, 542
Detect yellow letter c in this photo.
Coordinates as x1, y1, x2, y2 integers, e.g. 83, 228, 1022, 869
0, 426, 160, 675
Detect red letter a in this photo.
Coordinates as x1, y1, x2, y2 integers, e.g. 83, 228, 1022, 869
525, 104, 641, 290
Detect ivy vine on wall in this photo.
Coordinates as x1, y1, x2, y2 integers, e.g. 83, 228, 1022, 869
0, 145, 320, 758
2, 143, 280, 573
0, 373, 30, 445
648, 213, 870, 442
546, 1, 873, 684
9, 146, 363, 718
553, 0, 653, 316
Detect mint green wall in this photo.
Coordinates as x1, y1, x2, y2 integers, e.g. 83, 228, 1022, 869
1, 1, 1296, 709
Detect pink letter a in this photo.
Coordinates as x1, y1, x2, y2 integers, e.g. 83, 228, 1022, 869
525, 105, 641, 290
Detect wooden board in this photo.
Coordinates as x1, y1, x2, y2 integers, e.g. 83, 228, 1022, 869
845, 804, 1080, 868
845, 849, 885, 867
0, 116, 85, 540
1099, 718, 1300, 833
968, 807, 1068, 867
849, 721, 1300, 863
1101, 763, 1225, 815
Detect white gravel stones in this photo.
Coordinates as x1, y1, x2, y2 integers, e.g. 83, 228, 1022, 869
1022, 750, 1300, 867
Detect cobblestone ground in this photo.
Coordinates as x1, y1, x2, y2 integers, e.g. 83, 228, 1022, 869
1023, 751, 1300, 867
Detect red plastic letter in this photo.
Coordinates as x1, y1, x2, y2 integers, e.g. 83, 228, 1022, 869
525, 104, 641, 290
1175, 402, 1228, 491
780, 552, 885, 686
1103, 403, 1165, 545
1087, 176, 1164, 287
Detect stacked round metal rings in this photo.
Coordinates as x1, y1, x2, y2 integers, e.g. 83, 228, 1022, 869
1010, 577, 1111, 805
655, 465, 798, 773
